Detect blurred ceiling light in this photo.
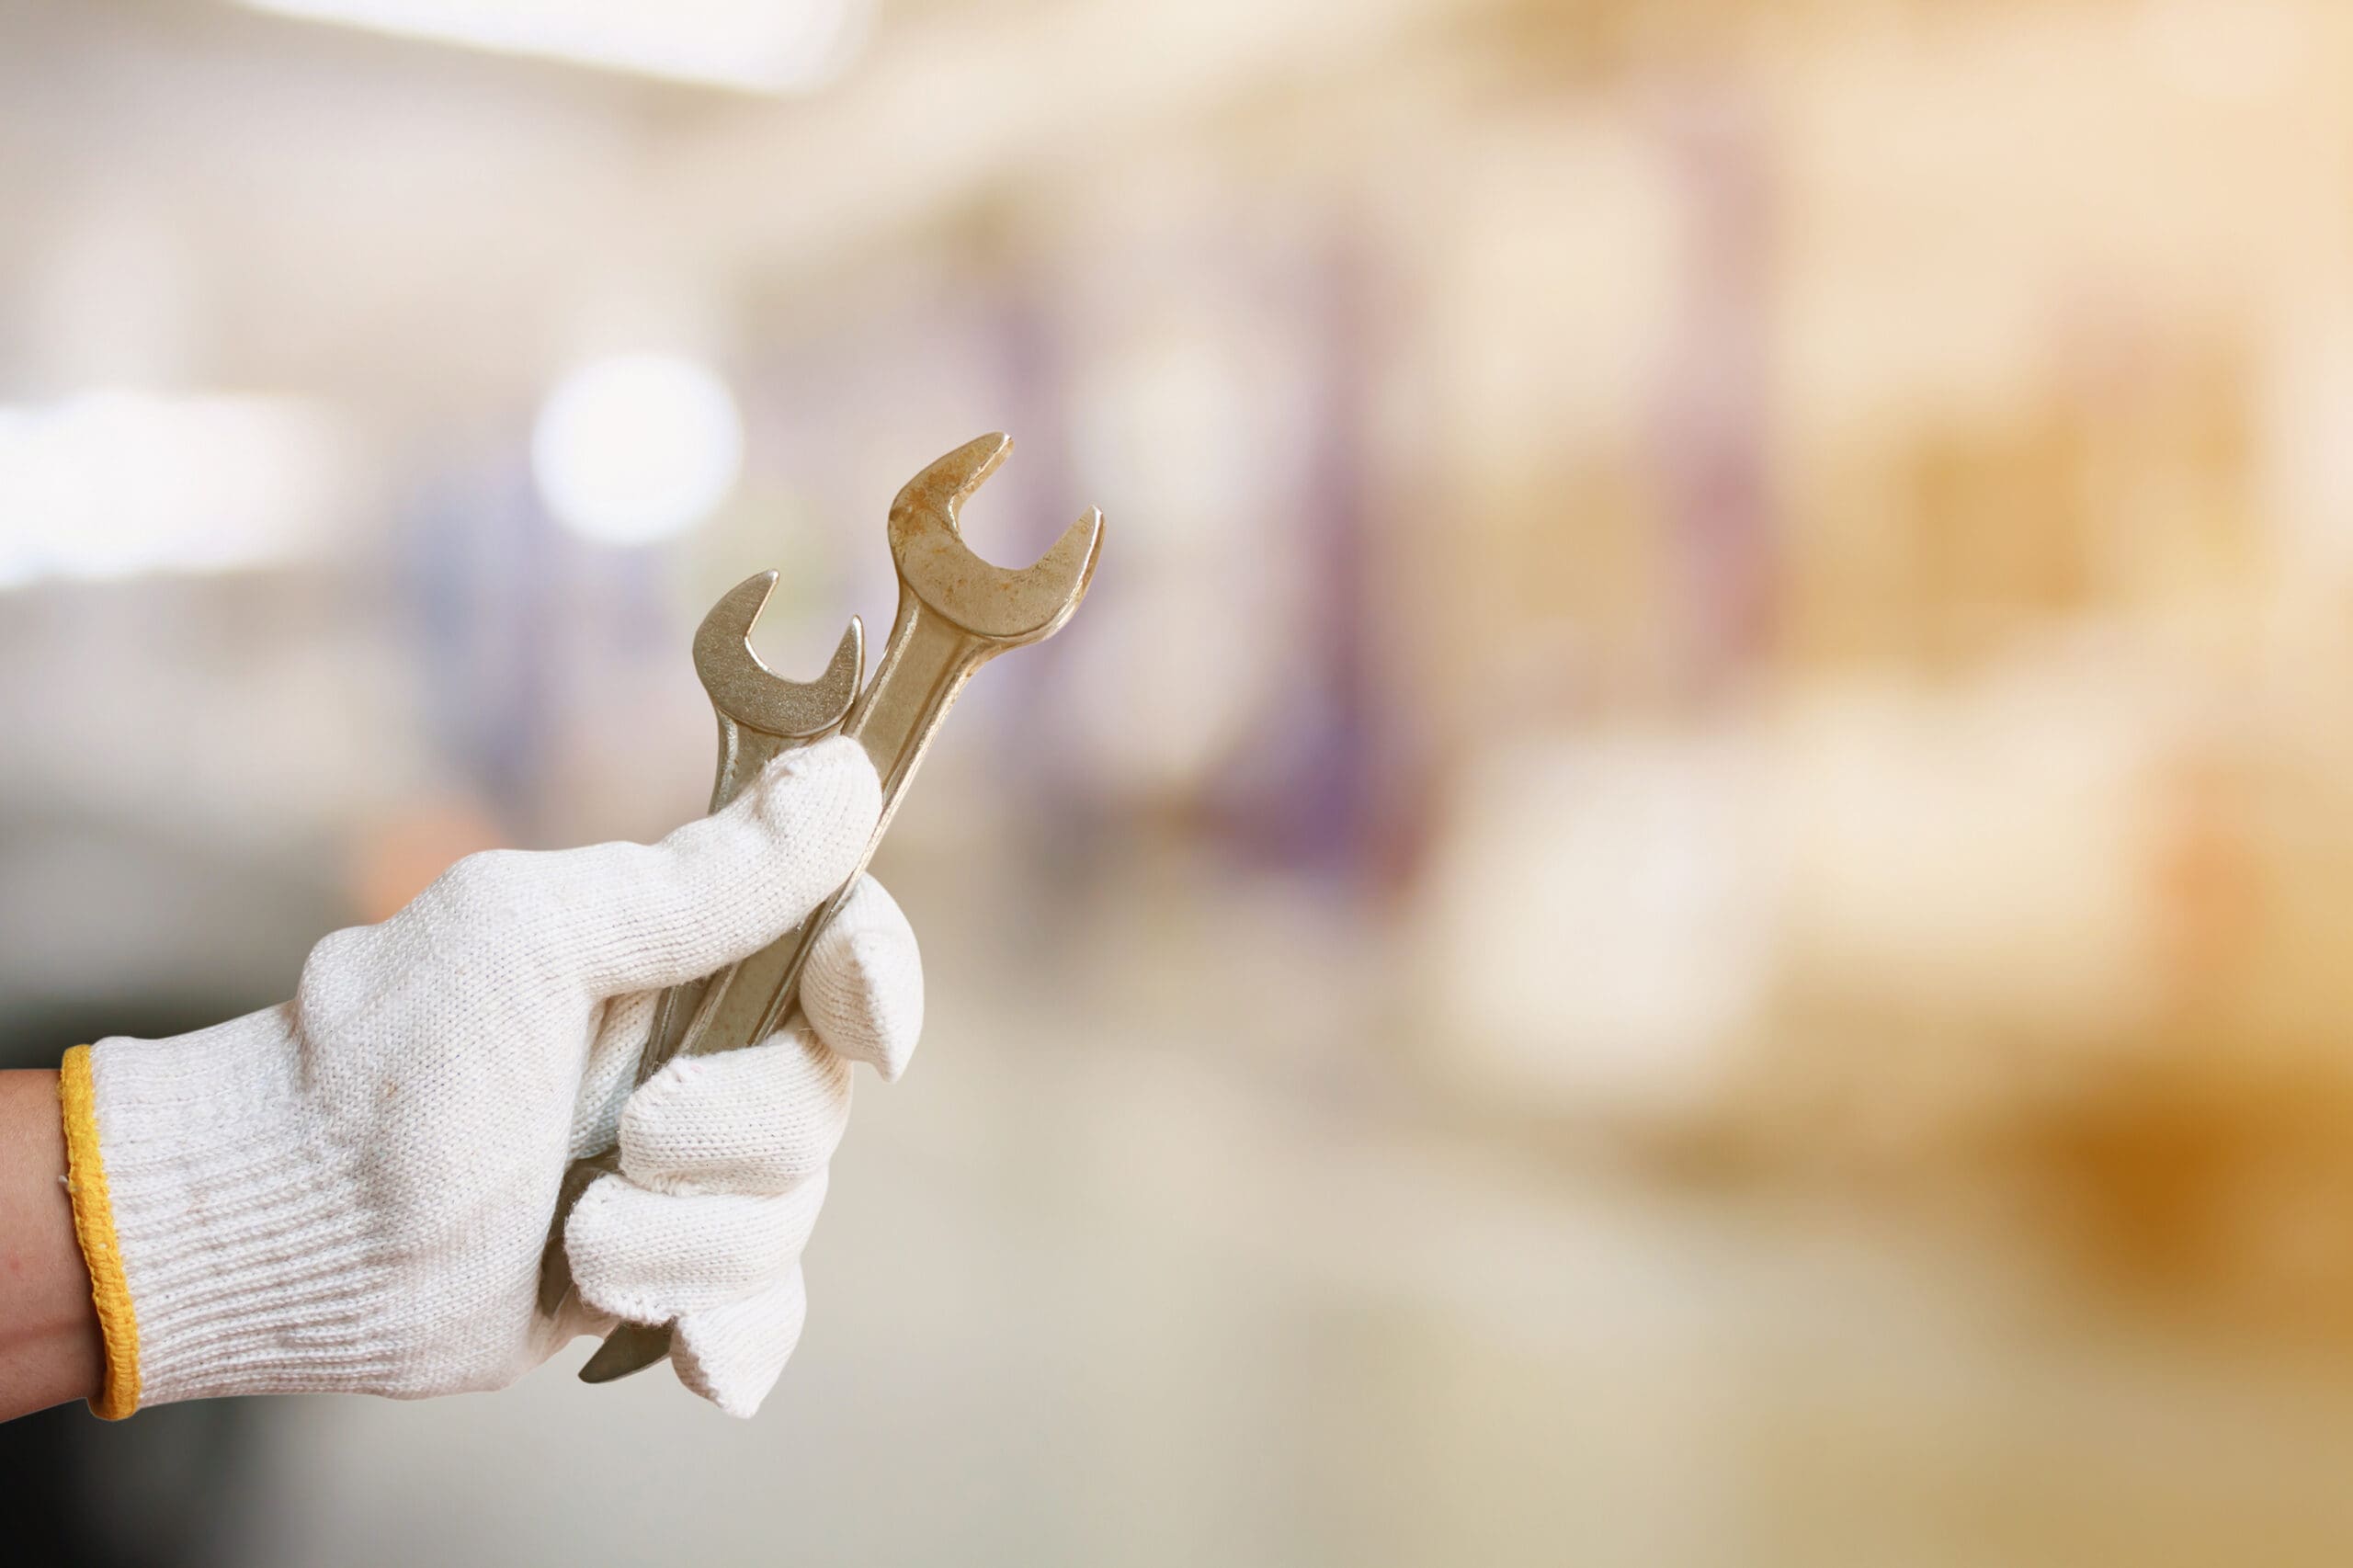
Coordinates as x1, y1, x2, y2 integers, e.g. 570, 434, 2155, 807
531, 355, 744, 546
235, 0, 869, 92
0, 393, 347, 589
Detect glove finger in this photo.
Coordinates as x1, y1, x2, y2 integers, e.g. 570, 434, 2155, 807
620, 1028, 851, 1196
536, 1281, 618, 1353
470, 737, 879, 998
565, 1168, 827, 1324
569, 990, 655, 1159
673, 1268, 808, 1419
801, 876, 926, 1081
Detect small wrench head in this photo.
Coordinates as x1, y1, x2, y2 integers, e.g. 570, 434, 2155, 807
887, 433, 1102, 644
692, 572, 863, 738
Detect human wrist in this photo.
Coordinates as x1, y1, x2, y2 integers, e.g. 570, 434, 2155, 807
0, 1067, 103, 1420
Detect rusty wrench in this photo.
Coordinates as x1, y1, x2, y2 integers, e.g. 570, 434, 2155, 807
644, 572, 869, 1111
573, 432, 1103, 1383
535, 573, 860, 1320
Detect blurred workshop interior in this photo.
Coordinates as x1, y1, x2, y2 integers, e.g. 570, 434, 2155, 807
10, 0, 2353, 1562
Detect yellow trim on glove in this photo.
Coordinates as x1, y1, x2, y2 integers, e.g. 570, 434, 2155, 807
59, 1045, 140, 1419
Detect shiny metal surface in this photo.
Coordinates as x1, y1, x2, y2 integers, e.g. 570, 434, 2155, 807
692, 572, 865, 759
574, 435, 1101, 1382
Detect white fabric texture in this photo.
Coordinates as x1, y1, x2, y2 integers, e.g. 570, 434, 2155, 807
83, 736, 924, 1418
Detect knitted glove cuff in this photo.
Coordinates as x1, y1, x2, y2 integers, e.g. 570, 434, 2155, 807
82, 1011, 395, 1409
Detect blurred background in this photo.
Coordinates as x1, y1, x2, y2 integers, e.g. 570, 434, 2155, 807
8, 0, 2353, 1562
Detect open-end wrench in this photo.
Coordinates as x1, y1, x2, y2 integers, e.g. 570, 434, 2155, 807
647, 574, 864, 1073
536, 574, 862, 1319
576, 430, 1103, 1383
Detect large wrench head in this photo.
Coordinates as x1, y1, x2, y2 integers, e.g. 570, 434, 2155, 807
692, 572, 863, 738
887, 433, 1102, 644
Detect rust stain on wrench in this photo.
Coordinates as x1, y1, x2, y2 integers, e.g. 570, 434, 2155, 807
536, 574, 860, 1320
579, 432, 1103, 1383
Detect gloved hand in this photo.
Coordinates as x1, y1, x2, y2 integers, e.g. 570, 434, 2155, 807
59, 736, 921, 1420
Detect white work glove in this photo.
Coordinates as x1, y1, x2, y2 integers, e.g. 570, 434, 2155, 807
63, 736, 921, 1419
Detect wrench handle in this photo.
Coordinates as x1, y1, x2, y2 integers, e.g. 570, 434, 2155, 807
536, 715, 817, 1324
577, 601, 998, 1382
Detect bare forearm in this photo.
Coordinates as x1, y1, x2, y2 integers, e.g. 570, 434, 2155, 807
0, 1069, 100, 1420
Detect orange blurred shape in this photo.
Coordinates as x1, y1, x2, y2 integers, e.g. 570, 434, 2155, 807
347, 798, 507, 923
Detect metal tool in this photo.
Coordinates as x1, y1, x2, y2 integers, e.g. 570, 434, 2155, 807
535, 573, 860, 1323
645, 573, 865, 1083
570, 432, 1103, 1384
